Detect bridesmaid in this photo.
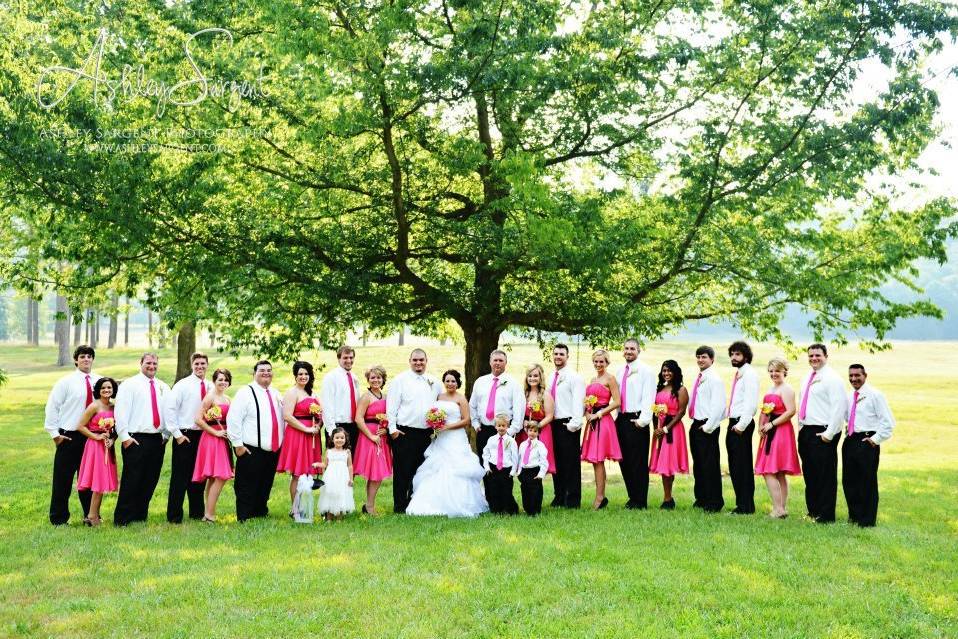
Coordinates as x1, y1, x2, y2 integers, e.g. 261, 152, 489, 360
76, 377, 119, 526
192, 368, 234, 522
648, 360, 690, 509
580, 349, 622, 510
353, 365, 392, 516
520, 364, 556, 475
276, 361, 323, 515
754, 357, 802, 519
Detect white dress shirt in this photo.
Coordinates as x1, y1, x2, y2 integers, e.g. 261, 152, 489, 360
481, 433, 519, 472
615, 359, 656, 424
163, 374, 209, 438
798, 364, 847, 439
513, 439, 549, 479
846, 383, 895, 445
385, 370, 441, 433
548, 366, 586, 431
320, 367, 362, 434
469, 373, 526, 435
688, 366, 726, 434
726, 362, 760, 429
226, 384, 284, 450
114, 373, 171, 442
43, 369, 102, 438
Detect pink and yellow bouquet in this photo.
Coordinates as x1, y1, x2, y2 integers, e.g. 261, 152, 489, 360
761, 402, 776, 415
425, 407, 446, 438
98, 417, 116, 463
205, 405, 222, 422
653, 403, 668, 417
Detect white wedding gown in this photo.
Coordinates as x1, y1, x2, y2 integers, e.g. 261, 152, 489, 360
406, 400, 489, 518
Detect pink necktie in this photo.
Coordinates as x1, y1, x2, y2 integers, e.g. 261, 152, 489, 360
347, 372, 357, 421
522, 440, 532, 466
496, 436, 504, 470
689, 374, 702, 419
620, 364, 630, 412
799, 371, 817, 421
485, 377, 500, 421
84, 375, 94, 407
149, 379, 161, 428
727, 372, 739, 415
549, 371, 558, 400
200, 379, 207, 400
847, 390, 859, 435
267, 390, 280, 451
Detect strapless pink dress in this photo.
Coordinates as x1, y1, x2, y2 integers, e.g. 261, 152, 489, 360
193, 403, 234, 481
353, 397, 393, 481
754, 393, 801, 475
648, 389, 689, 476
276, 396, 323, 475
580, 384, 622, 462
77, 410, 118, 493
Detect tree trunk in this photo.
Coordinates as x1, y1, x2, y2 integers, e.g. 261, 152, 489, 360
85, 309, 91, 344
175, 321, 196, 382
362, 325, 368, 347
462, 323, 502, 395
31, 299, 40, 345
108, 293, 118, 348
90, 311, 99, 348
55, 296, 70, 366
26, 299, 34, 344
147, 311, 153, 348
73, 310, 82, 345
398, 325, 404, 346
124, 298, 130, 346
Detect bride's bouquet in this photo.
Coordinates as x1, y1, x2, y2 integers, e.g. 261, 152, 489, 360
425, 407, 447, 439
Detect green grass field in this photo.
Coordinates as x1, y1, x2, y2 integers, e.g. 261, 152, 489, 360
1, 341, 956, 638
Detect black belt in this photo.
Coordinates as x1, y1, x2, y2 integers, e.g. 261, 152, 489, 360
804, 424, 827, 432
335, 422, 354, 428
848, 431, 876, 440
553, 417, 571, 423
131, 432, 163, 438
58, 428, 77, 435
619, 411, 640, 418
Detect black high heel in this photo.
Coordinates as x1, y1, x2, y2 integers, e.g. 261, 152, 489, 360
361, 504, 368, 514
594, 497, 609, 510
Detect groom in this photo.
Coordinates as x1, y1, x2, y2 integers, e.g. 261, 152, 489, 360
387, 349, 441, 514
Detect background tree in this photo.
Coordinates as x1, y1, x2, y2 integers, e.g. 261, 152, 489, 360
0, 1, 956, 390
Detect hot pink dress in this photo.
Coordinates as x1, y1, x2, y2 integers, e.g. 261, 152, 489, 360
276, 397, 323, 475
580, 383, 622, 462
516, 399, 555, 473
77, 410, 118, 493
353, 397, 393, 481
754, 393, 802, 475
648, 388, 689, 476
193, 403, 234, 481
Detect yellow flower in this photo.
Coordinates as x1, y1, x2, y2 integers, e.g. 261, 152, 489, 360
761, 402, 776, 415
205, 405, 222, 420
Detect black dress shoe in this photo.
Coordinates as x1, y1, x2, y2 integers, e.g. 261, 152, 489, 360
660, 499, 675, 510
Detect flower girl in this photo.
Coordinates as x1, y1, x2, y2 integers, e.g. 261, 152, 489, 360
317, 427, 354, 520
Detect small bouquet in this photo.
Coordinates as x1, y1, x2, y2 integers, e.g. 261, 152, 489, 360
375, 413, 389, 455
98, 417, 116, 464
205, 405, 222, 422
425, 407, 447, 438
760, 403, 778, 454
653, 403, 668, 417
585, 395, 598, 412
761, 402, 776, 415
308, 402, 322, 418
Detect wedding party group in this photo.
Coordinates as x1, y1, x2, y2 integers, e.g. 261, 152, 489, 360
44, 339, 894, 528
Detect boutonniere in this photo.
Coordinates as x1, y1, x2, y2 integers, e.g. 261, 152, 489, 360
809, 378, 821, 385
855, 395, 865, 404
497, 379, 508, 387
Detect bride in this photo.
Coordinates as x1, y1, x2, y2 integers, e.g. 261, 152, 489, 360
407, 370, 489, 518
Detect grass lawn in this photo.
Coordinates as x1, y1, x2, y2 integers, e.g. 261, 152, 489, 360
1, 341, 956, 638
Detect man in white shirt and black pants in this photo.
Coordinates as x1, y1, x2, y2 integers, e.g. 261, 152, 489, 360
548, 344, 586, 509
163, 352, 209, 523
44, 345, 99, 525
797, 343, 847, 523
469, 350, 525, 464
226, 360, 284, 521
615, 339, 656, 509
725, 341, 759, 514
843, 365, 894, 527
321, 346, 361, 452
114, 353, 171, 526
387, 349, 441, 514
688, 346, 727, 513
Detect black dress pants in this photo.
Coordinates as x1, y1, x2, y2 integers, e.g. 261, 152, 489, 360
689, 420, 724, 512
842, 432, 880, 527
519, 467, 543, 515
167, 432, 205, 523
615, 412, 650, 508
234, 444, 279, 522
551, 418, 581, 508
725, 417, 755, 513
114, 433, 166, 526
798, 425, 840, 522
49, 430, 91, 525
391, 427, 432, 513
486, 467, 518, 514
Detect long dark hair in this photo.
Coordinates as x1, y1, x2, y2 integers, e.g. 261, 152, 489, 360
657, 360, 683, 398
292, 361, 315, 396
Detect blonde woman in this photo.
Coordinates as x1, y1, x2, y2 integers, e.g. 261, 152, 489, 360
520, 364, 556, 474
353, 365, 392, 515
581, 349, 622, 510
754, 357, 802, 518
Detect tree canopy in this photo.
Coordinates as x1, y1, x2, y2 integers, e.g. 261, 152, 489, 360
1, 0, 956, 387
